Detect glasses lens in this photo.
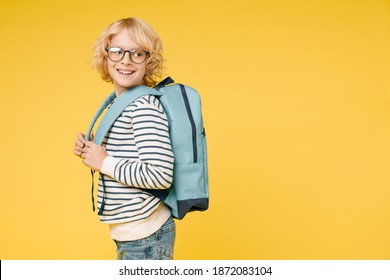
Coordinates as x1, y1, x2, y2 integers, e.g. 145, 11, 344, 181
107, 47, 123, 61
106, 48, 148, 63
131, 50, 147, 64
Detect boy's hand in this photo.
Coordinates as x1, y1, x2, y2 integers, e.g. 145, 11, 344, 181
73, 132, 87, 157
81, 141, 108, 172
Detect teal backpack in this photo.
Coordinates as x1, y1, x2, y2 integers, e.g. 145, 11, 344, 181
85, 77, 209, 220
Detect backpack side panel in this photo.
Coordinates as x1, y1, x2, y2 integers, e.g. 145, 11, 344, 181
159, 84, 209, 219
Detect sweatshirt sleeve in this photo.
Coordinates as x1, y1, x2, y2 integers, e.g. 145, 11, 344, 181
100, 95, 174, 190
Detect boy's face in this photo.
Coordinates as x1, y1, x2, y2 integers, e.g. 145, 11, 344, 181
106, 29, 147, 95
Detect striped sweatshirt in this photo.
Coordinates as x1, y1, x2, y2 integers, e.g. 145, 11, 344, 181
98, 94, 174, 224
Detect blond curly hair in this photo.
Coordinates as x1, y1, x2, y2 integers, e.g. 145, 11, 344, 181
93, 18, 164, 87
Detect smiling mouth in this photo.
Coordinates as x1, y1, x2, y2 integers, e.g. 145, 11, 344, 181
117, 69, 135, 75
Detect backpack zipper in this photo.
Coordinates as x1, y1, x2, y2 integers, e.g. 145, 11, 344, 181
179, 84, 197, 163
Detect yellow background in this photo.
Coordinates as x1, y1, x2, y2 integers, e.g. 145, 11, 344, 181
0, 0, 389, 259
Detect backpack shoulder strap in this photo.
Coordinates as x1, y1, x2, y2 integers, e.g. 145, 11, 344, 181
85, 92, 116, 142
86, 86, 161, 145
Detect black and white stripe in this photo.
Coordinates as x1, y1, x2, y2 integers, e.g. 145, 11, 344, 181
98, 95, 174, 223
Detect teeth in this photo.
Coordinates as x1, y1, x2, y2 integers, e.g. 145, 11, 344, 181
118, 69, 134, 75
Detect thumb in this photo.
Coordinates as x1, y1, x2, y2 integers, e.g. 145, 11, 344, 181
89, 131, 95, 141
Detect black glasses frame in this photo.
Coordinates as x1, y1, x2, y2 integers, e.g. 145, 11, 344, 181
105, 47, 150, 64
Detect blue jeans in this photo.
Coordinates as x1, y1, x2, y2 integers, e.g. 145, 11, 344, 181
114, 216, 176, 260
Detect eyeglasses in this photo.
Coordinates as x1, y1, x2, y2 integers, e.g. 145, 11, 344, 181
105, 47, 150, 64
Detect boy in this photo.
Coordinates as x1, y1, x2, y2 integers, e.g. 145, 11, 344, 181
73, 18, 175, 260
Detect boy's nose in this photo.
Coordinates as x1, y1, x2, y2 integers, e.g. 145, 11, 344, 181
121, 52, 133, 64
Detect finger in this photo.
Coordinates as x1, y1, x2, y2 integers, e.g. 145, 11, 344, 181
89, 131, 94, 141
74, 149, 82, 156
77, 132, 85, 139
75, 146, 83, 152
77, 132, 86, 144
74, 139, 85, 148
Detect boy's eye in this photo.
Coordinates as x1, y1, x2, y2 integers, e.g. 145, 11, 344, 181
133, 51, 143, 57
